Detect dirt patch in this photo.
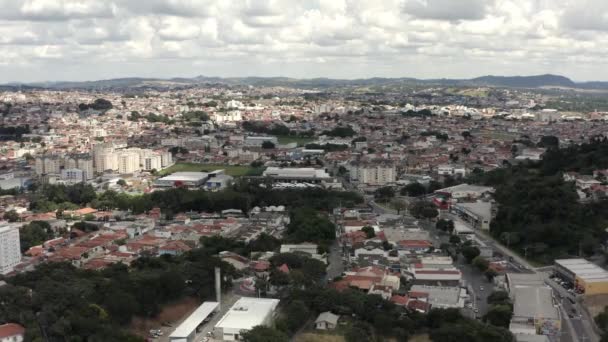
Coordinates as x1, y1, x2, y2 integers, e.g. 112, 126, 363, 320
409, 334, 432, 342
130, 297, 200, 337
295, 332, 346, 342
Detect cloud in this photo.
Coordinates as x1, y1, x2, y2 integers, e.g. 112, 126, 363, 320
1, 0, 608, 82
0, 0, 115, 21
403, 0, 493, 21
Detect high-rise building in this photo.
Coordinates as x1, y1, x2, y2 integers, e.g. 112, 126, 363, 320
118, 151, 140, 174
143, 155, 162, 171
0, 225, 21, 275
349, 162, 396, 185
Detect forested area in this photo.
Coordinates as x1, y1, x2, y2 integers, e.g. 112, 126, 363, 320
469, 137, 608, 264
0, 250, 237, 342
27, 181, 363, 215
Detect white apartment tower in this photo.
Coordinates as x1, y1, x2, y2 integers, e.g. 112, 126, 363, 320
0, 225, 21, 275
350, 163, 396, 185
118, 151, 140, 174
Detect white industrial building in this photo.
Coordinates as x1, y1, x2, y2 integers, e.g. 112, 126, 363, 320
155, 172, 209, 189
214, 297, 280, 341
262, 167, 333, 184
0, 225, 21, 275
169, 302, 219, 342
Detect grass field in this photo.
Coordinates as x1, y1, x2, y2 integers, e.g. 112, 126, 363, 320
277, 135, 315, 146
159, 163, 264, 177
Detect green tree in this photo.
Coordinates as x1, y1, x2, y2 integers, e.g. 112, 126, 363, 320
241, 326, 289, 342
401, 182, 426, 197
361, 226, 376, 239
283, 300, 310, 333
483, 304, 513, 328
461, 246, 481, 263
261, 141, 276, 149
472, 256, 489, 272
3, 210, 19, 222
374, 186, 395, 202
487, 291, 511, 306
485, 268, 498, 282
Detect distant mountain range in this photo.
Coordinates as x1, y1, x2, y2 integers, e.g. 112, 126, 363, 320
2, 74, 608, 91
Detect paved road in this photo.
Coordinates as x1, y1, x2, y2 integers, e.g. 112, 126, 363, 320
441, 213, 599, 342
326, 240, 345, 281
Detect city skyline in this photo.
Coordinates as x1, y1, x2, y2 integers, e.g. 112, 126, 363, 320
1, 0, 608, 83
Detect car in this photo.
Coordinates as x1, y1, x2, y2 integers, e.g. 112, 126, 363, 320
479, 286, 484, 291
474, 308, 479, 313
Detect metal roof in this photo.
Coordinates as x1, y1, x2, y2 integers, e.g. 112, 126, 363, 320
169, 301, 219, 338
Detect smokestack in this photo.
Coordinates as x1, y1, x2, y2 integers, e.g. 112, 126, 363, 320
215, 267, 221, 310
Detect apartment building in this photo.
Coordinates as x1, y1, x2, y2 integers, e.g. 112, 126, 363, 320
0, 225, 21, 275
349, 162, 396, 185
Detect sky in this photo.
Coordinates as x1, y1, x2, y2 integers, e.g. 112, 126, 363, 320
1, 0, 608, 83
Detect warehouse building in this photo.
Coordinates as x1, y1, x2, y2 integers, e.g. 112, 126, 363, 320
510, 286, 560, 336
262, 167, 333, 184
554, 258, 608, 295
169, 301, 219, 342
154, 172, 210, 189
214, 297, 280, 341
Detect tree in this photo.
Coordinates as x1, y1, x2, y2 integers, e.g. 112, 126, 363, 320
484, 268, 498, 282
361, 226, 376, 239
261, 141, 276, 149
374, 186, 395, 202
3, 210, 19, 222
461, 246, 481, 263
19, 221, 53, 252
401, 182, 426, 197
462, 131, 472, 139
117, 179, 127, 186
391, 199, 407, 214
538, 135, 559, 148
487, 291, 511, 306
483, 305, 513, 328
283, 300, 310, 333
449, 235, 461, 244
472, 256, 489, 272
409, 201, 438, 219
241, 326, 289, 342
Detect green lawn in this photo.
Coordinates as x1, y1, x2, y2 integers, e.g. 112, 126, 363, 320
277, 135, 315, 146
159, 163, 264, 177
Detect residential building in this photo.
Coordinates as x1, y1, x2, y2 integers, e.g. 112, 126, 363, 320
0, 323, 25, 342
0, 225, 21, 275
315, 312, 339, 330
349, 162, 396, 185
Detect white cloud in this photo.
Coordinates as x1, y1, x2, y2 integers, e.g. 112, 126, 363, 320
0, 0, 608, 82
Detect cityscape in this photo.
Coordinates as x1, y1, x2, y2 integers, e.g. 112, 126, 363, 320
2, 1, 608, 342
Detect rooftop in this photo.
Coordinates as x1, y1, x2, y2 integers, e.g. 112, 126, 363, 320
513, 286, 558, 320
170, 301, 219, 338
215, 297, 280, 331
158, 171, 209, 182
555, 258, 608, 282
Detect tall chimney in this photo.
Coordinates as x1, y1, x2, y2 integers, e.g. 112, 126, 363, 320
215, 267, 221, 310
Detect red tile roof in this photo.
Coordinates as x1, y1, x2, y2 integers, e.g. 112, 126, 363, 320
0, 323, 25, 338
390, 295, 409, 305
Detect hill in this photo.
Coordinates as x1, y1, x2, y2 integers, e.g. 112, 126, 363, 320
4, 74, 608, 90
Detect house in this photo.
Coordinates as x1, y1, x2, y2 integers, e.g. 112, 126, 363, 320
158, 240, 192, 256
315, 312, 340, 330
0, 323, 25, 342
